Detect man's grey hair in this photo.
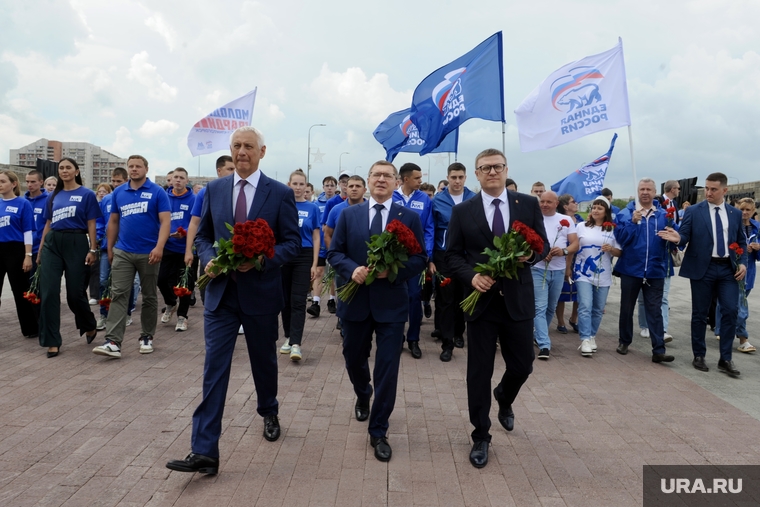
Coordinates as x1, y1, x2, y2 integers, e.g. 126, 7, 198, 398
639, 177, 656, 187
230, 126, 266, 147
664, 179, 679, 193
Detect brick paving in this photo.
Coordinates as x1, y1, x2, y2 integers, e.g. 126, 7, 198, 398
1, 276, 760, 506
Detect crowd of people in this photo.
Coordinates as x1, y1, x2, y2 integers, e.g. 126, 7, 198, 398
0, 124, 756, 473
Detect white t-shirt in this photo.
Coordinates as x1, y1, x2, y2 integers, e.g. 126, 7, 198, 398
533, 212, 576, 271
573, 222, 621, 287
450, 193, 464, 205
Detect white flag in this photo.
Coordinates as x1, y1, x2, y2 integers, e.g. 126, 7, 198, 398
187, 88, 257, 156
514, 39, 630, 152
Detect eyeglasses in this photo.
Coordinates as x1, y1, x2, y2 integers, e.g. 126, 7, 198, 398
476, 163, 506, 174
370, 172, 396, 180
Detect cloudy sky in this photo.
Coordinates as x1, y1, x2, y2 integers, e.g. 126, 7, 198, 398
1, 0, 759, 198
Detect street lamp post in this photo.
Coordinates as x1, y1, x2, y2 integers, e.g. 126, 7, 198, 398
307, 123, 326, 183
339, 152, 349, 175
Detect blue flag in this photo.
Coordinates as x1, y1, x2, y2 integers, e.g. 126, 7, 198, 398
373, 108, 459, 162
551, 133, 618, 203
408, 32, 504, 156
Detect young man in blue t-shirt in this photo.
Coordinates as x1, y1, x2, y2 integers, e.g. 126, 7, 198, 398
93, 155, 171, 358
308, 175, 338, 317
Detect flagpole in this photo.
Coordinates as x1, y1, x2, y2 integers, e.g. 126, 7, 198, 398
502, 122, 506, 154
627, 125, 637, 188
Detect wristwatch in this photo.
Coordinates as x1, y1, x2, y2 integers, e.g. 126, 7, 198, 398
25, 253, 33, 257
88, 249, 98, 254
562, 248, 569, 256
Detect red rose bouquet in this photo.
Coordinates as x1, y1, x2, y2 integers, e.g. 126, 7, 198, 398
196, 219, 276, 290
418, 269, 451, 288
175, 226, 187, 238
729, 242, 747, 307
173, 266, 193, 297
98, 273, 112, 310
23, 269, 41, 305
337, 219, 422, 303
460, 220, 544, 315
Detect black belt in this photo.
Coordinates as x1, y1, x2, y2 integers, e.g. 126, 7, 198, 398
710, 257, 731, 264
53, 229, 87, 234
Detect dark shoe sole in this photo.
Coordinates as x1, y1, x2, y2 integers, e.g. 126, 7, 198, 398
693, 363, 709, 372
718, 366, 740, 377
166, 463, 218, 474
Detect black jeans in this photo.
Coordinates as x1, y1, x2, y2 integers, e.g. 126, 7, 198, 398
157, 249, 195, 318
618, 274, 666, 355
433, 250, 466, 351
0, 241, 38, 337
281, 248, 312, 345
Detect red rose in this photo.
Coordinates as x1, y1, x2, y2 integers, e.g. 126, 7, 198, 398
233, 223, 245, 235
559, 219, 570, 228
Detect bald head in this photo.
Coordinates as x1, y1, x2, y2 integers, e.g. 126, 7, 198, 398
539, 191, 559, 216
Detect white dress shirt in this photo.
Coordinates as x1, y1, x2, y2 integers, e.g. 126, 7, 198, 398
480, 189, 510, 232
709, 201, 729, 258
232, 170, 261, 217
368, 196, 392, 231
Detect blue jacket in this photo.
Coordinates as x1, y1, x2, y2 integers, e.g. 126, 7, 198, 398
24, 189, 49, 254
431, 186, 476, 252
392, 188, 434, 258
743, 219, 760, 291
613, 200, 674, 279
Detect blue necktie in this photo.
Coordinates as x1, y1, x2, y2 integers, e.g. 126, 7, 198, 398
715, 206, 725, 257
370, 203, 384, 236
492, 199, 505, 237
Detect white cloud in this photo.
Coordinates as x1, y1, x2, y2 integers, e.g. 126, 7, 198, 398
144, 13, 177, 52
138, 119, 179, 138
105, 126, 134, 155
127, 51, 177, 102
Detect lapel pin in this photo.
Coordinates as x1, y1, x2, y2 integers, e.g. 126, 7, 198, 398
515, 200, 519, 204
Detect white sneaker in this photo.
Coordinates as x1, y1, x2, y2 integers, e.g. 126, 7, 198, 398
139, 336, 154, 354
161, 304, 178, 323
640, 328, 650, 338
96, 316, 107, 330
290, 344, 302, 361
590, 336, 597, 352
280, 339, 291, 354
175, 316, 187, 332
238, 325, 244, 335
579, 339, 593, 357
89, 298, 98, 306
126, 316, 132, 326
663, 332, 673, 343
93, 340, 121, 358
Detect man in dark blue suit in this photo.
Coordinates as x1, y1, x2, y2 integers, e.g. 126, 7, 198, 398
660, 172, 746, 377
166, 127, 300, 474
327, 160, 426, 462
446, 148, 548, 469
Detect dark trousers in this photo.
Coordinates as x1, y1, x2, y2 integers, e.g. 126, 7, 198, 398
88, 255, 100, 300
191, 280, 279, 459
38, 231, 96, 348
618, 274, 665, 355
0, 241, 38, 337
433, 250, 465, 351
342, 318, 404, 438
191, 253, 205, 304
467, 296, 534, 443
690, 261, 738, 362
405, 276, 422, 342
281, 247, 312, 346
157, 249, 195, 318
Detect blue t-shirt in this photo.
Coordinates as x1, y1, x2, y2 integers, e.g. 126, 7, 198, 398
321, 194, 346, 226
297, 200, 320, 248
25, 190, 49, 253
0, 197, 34, 243
43, 186, 102, 232
166, 187, 196, 253
98, 193, 114, 251
112, 178, 171, 254
191, 186, 206, 218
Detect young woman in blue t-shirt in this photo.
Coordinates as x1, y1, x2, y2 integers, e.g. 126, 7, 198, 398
37, 158, 102, 357
0, 170, 37, 338
279, 170, 320, 361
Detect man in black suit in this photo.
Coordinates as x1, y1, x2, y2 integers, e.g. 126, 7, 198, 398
446, 148, 548, 468
328, 160, 427, 462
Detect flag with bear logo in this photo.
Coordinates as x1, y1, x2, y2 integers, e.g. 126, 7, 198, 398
373, 108, 459, 162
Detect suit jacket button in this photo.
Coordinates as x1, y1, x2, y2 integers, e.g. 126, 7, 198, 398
499, 291, 504, 296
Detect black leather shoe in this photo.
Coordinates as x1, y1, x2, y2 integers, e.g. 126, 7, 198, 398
355, 398, 370, 421
263, 415, 281, 441
408, 341, 422, 359
693, 356, 709, 372
86, 329, 97, 345
327, 299, 337, 314
469, 440, 489, 468
166, 453, 219, 474
718, 359, 740, 377
431, 329, 442, 339
440, 349, 452, 362
493, 389, 514, 431
453, 336, 464, 348
307, 302, 320, 317
652, 353, 674, 363
370, 436, 392, 462
424, 304, 432, 318
616, 343, 629, 355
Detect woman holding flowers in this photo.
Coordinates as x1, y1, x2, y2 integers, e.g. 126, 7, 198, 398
573, 197, 622, 357
279, 170, 320, 361
0, 170, 37, 338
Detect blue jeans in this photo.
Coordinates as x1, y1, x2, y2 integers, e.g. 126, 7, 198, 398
531, 268, 564, 350
575, 281, 610, 341
715, 288, 751, 338
637, 276, 671, 332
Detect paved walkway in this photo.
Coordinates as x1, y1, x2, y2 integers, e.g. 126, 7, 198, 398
1, 275, 759, 506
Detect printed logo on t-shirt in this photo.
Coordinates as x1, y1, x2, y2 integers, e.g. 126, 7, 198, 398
298, 210, 310, 218
5, 206, 18, 213
106, 204, 112, 213
120, 202, 149, 217
298, 218, 304, 228
410, 200, 424, 210
171, 211, 184, 220
180, 204, 189, 210
69, 195, 82, 202
0, 216, 10, 227
140, 192, 153, 199
34, 207, 42, 215
52, 206, 77, 224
